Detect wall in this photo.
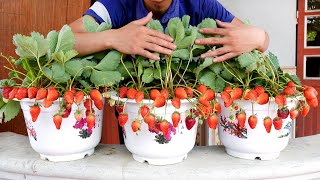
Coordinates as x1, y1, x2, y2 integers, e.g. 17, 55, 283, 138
218, 0, 297, 67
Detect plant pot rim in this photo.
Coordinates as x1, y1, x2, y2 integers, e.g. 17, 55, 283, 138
109, 91, 195, 104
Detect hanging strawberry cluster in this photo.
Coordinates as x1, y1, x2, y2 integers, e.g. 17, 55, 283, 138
114, 83, 222, 136
219, 80, 319, 133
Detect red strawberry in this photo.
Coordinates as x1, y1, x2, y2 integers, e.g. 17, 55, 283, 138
230, 88, 242, 100
254, 86, 265, 96
131, 119, 141, 132
150, 89, 161, 100
277, 107, 289, 119
160, 120, 169, 136
36, 88, 47, 100
304, 87, 318, 100
43, 98, 53, 108
199, 96, 210, 107
289, 108, 299, 120
224, 99, 233, 108
197, 84, 207, 94
69, 88, 77, 95
233, 104, 239, 111
185, 116, 196, 130
160, 89, 169, 99
87, 113, 96, 129
203, 89, 215, 101
118, 113, 128, 127
126, 88, 137, 99
140, 105, 150, 118
154, 95, 166, 108
221, 91, 231, 103
213, 102, 221, 114
257, 93, 269, 105
47, 87, 59, 101
115, 104, 124, 113
248, 115, 258, 129
263, 116, 272, 133
172, 97, 181, 109
2, 86, 13, 99
15, 87, 28, 100
174, 87, 187, 99
172, 111, 181, 128
275, 94, 287, 107
273, 117, 283, 130
74, 110, 83, 121
94, 99, 103, 110
85, 108, 95, 117
119, 86, 128, 98
53, 114, 62, 130
90, 89, 102, 101
197, 104, 212, 117
8, 88, 18, 100
65, 102, 73, 110
236, 110, 246, 128
84, 99, 93, 110
301, 105, 310, 117
287, 81, 296, 88
61, 108, 71, 118
284, 87, 295, 96
207, 113, 218, 129
245, 89, 258, 101
144, 114, 156, 130
30, 104, 41, 122
64, 91, 74, 105
224, 86, 232, 93
306, 98, 318, 107
185, 87, 194, 97
27, 86, 38, 99
135, 91, 144, 103
75, 91, 85, 104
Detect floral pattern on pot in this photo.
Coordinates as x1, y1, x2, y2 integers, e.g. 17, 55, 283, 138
278, 121, 292, 138
220, 116, 247, 139
26, 120, 37, 141
73, 118, 95, 139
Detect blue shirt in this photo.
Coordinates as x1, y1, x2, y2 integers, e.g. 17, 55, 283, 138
84, 0, 235, 29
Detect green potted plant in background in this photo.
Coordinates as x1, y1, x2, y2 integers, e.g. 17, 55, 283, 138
0, 21, 118, 162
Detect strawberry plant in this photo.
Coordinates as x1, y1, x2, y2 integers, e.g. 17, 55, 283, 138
193, 36, 319, 134
0, 19, 116, 136
102, 16, 225, 144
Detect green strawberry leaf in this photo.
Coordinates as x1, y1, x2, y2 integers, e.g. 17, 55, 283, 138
147, 20, 163, 32
54, 25, 75, 53
142, 68, 154, 83
172, 49, 190, 60
0, 100, 21, 123
90, 69, 121, 86
83, 15, 98, 32
182, 15, 190, 29
65, 59, 83, 77
97, 22, 112, 32
13, 34, 38, 59
95, 50, 121, 71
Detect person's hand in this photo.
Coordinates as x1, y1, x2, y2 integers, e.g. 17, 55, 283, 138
110, 12, 176, 60
195, 20, 268, 62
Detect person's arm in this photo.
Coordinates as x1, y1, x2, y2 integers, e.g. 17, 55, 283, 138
69, 12, 176, 60
195, 17, 270, 62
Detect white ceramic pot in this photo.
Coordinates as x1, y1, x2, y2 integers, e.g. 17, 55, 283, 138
218, 97, 298, 160
111, 94, 198, 165
19, 98, 103, 162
